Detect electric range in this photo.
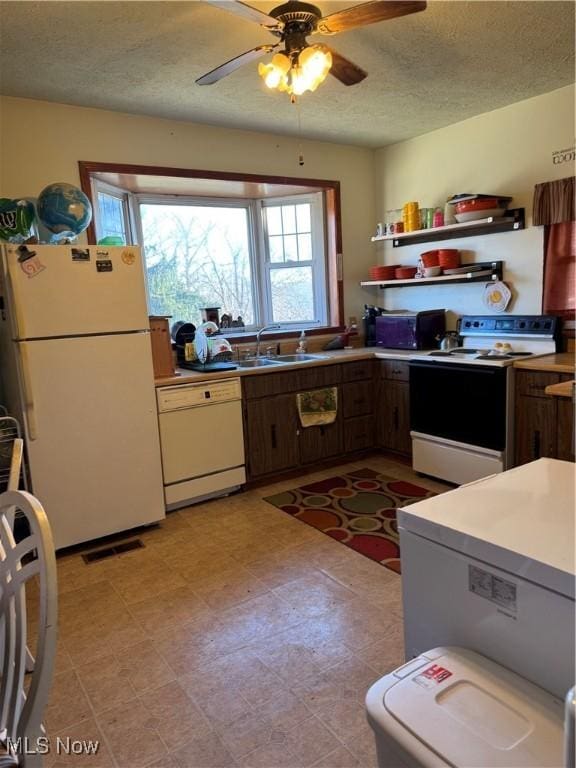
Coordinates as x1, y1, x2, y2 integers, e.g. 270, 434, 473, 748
409, 315, 560, 485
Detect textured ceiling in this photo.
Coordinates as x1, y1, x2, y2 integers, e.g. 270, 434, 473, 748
0, 1, 574, 147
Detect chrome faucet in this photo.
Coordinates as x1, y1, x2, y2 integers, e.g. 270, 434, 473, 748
255, 324, 281, 357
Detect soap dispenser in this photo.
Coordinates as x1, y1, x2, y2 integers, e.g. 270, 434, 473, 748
296, 330, 307, 353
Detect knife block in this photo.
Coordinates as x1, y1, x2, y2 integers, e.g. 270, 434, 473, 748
149, 316, 175, 378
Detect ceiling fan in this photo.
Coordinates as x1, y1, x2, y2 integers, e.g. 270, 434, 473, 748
196, 0, 427, 97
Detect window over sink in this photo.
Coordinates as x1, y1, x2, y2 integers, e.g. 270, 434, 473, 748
83, 163, 340, 332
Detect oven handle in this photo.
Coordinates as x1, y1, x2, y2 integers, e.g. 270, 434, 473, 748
409, 361, 502, 375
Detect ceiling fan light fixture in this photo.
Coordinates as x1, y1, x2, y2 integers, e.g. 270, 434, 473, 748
259, 44, 332, 96
258, 52, 291, 89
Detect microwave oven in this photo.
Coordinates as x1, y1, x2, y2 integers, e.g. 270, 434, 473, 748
375, 310, 445, 350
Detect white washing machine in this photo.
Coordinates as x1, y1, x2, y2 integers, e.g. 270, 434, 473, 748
397, 458, 575, 700
366, 646, 565, 768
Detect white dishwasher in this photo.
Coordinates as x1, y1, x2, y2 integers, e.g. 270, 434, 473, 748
157, 378, 246, 510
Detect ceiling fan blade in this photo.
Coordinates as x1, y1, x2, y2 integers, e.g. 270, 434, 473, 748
317, 1, 426, 35
324, 46, 367, 86
196, 45, 278, 85
203, 1, 283, 30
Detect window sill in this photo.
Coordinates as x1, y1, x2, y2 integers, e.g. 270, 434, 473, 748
210, 326, 346, 344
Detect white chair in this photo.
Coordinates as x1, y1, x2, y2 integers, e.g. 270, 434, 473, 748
0, 490, 57, 767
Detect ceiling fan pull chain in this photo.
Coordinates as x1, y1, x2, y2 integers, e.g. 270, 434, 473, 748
296, 98, 304, 166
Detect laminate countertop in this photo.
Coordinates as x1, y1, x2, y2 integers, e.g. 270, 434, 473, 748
154, 347, 432, 387
545, 380, 575, 398
513, 353, 575, 374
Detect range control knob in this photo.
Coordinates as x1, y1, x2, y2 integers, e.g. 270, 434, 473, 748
473, 321, 480, 327
519, 321, 526, 328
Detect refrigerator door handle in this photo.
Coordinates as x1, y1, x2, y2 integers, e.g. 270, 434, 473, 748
19, 343, 38, 440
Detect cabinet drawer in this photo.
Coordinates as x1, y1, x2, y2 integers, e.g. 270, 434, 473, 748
344, 415, 374, 453
515, 370, 560, 397
296, 364, 341, 391
243, 371, 300, 399
380, 360, 409, 381
342, 381, 373, 419
342, 359, 373, 383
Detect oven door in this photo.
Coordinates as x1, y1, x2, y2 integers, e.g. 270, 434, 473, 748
409, 361, 508, 451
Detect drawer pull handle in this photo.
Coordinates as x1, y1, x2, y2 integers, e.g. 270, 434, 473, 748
271, 424, 277, 449
533, 430, 541, 458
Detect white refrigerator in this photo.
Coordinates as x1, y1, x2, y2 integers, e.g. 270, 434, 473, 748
0, 244, 165, 549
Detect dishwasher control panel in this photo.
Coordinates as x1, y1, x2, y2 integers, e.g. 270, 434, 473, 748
157, 378, 242, 412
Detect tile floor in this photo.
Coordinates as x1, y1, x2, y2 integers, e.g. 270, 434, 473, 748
35, 455, 451, 768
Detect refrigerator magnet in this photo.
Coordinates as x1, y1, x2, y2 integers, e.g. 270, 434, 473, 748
19, 255, 46, 279
71, 248, 90, 262
121, 249, 136, 265
96, 260, 113, 272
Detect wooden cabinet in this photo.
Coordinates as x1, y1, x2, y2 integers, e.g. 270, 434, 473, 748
244, 394, 299, 477
514, 370, 574, 465
340, 360, 375, 455
243, 359, 375, 480
376, 361, 411, 456
243, 363, 343, 479
149, 316, 175, 378
557, 398, 575, 462
299, 420, 342, 465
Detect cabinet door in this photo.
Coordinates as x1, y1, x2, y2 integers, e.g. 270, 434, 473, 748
344, 415, 375, 453
378, 380, 411, 455
556, 398, 575, 462
245, 394, 299, 478
514, 395, 557, 466
299, 419, 342, 465
342, 380, 373, 419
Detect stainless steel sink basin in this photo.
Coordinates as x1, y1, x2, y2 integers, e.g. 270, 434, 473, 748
274, 354, 327, 363
237, 358, 283, 368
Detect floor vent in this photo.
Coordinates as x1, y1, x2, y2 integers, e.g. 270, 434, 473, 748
82, 538, 144, 564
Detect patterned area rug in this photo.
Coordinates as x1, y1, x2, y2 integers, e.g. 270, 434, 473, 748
264, 468, 435, 574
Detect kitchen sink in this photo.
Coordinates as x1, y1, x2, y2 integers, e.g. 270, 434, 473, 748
237, 358, 284, 368
274, 354, 328, 363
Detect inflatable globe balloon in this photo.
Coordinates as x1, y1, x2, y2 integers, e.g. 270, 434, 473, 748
0, 198, 36, 243
37, 183, 92, 242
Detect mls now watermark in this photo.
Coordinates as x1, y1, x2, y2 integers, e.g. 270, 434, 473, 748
6, 736, 100, 756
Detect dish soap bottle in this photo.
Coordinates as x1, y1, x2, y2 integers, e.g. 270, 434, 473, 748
296, 330, 307, 353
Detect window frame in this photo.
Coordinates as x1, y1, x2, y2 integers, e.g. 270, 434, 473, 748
259, 193, 327, 328
79, 161, 344, 335
135, 194, 262, 328
91, 179, 135, 244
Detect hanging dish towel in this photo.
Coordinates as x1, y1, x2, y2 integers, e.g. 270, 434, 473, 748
297, 388, 338, 427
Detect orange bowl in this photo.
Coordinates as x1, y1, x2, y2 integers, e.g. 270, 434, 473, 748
455, 198, 500, 213
420, 250, 439, 267
437, 249, 460, 268
395, 266, 418, 279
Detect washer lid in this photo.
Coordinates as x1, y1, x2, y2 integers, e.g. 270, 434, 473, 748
384, 648, 564, 768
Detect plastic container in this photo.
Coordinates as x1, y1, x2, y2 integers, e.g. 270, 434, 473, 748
432, 208, 444, 228
366, 646, 565, 768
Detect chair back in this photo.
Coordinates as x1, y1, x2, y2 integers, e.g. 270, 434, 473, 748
0, 491, 57, 766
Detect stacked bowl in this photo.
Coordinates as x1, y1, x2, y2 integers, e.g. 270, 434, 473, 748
369, 265, 398, 281
453, 197, 508, 223
419, 249, 460, 276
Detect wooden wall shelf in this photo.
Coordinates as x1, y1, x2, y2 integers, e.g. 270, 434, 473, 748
371, 209, 525, 248
360, 261, 503, 289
